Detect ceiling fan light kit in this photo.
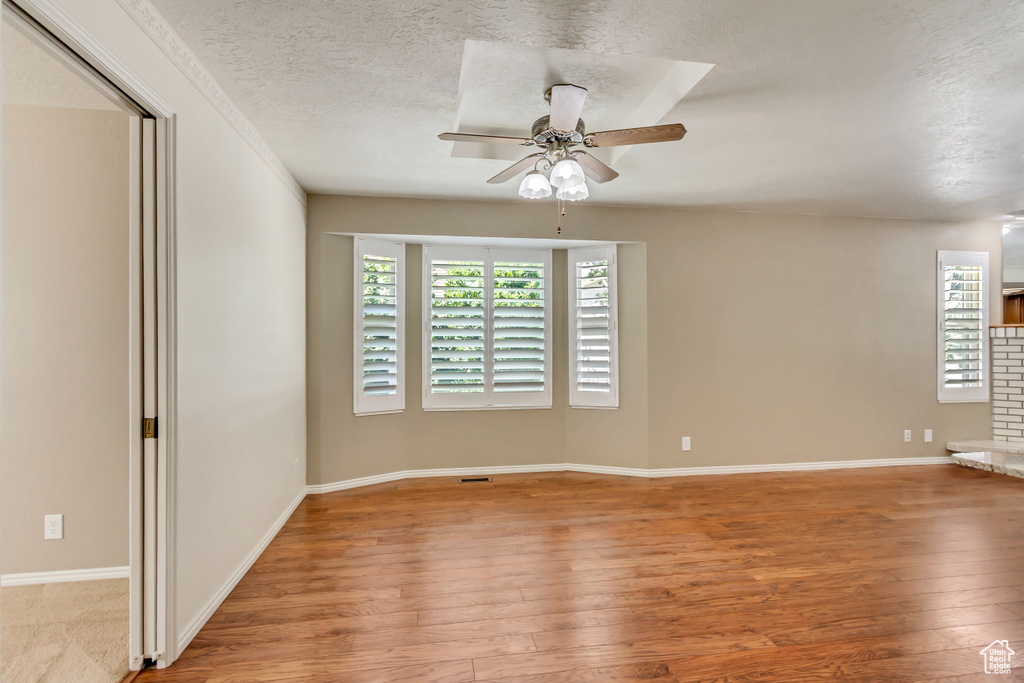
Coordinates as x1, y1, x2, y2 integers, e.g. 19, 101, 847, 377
440, 83, 687, 230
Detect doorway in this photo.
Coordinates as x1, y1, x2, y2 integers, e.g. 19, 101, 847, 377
1, 1, 174, 677
1002, 218, 1024, 323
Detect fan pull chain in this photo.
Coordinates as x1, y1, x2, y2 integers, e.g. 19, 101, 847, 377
557, 197, 565, 234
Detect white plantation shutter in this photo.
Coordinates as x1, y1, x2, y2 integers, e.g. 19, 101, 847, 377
493, 259, 546, 394
427, 249, 486, 399
354, 238, 404, 414
937, 251, 988, 403
424, 246, 551, 410
569, 246, 619, 408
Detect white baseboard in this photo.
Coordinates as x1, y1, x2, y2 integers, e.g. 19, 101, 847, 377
175, 485, 307, 654
307, 456, 954, 494
1, 565, 130, 587
305, 464, 566, 494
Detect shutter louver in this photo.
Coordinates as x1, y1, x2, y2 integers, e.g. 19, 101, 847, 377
493, 261, 546, 393
569, 246, 619, 408
362, 254, 399, 396
430, 259, 486, 393
937, 251, 988, 403
354, 238, 404, 415
575, 258, 612, 394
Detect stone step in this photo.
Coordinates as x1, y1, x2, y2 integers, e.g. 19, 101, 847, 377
946, 439, 1024, 455
950, 451, 1024, 480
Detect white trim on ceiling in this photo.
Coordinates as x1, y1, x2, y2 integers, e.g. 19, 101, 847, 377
110, 0, 306, 205
306, 457, 955, 495
329, 232, 638, 250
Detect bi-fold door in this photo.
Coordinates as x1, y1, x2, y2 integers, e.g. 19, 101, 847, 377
5, 0, 171, 670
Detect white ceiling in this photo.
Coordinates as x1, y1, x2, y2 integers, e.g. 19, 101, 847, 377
149, 0, 1024, 221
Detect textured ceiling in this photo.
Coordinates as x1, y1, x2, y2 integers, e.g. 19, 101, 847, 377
2, 22, 120, 111
149, 0, 1024, 221
448, 41, 712, 165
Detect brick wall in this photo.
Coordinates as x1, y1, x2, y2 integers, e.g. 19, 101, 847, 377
991, 327, 1024, 442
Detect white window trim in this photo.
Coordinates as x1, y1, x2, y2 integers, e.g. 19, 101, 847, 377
937, 250, 988, 403
569, 245, 619, 409
423, 245, 552, 411
354, 237, 405, 415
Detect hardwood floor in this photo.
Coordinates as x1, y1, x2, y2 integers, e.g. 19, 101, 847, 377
137, 466, 1024, 682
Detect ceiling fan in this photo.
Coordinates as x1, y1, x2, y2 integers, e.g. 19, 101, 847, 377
438, 84, 687, 202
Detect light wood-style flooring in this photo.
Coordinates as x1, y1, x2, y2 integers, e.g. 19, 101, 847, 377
138, 466, 1024, 682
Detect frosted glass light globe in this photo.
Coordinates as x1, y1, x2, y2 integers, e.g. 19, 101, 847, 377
518, 171, 552, 199
550, 159, 585, 189
556, 180, 589, 201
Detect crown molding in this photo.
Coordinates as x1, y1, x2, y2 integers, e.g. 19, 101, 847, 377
112, 0, 306, 205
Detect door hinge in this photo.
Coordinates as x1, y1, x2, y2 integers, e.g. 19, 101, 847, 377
143, 417, 158, 439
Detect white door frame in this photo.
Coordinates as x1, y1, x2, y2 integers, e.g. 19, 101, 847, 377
2, 0, 180, 668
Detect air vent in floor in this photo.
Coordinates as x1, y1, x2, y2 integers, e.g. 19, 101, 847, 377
459, 477, 492, 483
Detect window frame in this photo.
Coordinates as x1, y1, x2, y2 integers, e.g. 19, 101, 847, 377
353, 237, 405, 415
422, 244, 553, 411
568, 245, 619, 409
937, 250, 989, 403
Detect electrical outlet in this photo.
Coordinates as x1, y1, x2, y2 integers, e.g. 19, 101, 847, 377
681, 436, 691, 452
924, 429, 933, 443
904, 430, 912, 443
44, 514, 63, 540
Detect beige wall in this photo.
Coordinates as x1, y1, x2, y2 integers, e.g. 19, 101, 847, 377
308, 194, 998, 484
1, 104, 130, 574
38, 0, 308, 648
307, 198, 652, 483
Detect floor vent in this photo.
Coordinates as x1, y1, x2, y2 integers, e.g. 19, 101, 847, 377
459, 477, 492, 483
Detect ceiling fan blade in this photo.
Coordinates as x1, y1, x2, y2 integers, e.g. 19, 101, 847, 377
486, 153, 545, 184
572, 151, 619, 184
549, 84, 588, 133
439, 133, 535, 146
584, 123, 686, 148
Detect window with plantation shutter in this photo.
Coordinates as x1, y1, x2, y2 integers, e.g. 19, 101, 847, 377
937, 250, 988, 403
569, 245, 619, 408
354, 238, 404, 415
424, 245, 552, 410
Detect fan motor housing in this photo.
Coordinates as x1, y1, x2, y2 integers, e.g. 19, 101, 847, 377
532, 115, 585, 144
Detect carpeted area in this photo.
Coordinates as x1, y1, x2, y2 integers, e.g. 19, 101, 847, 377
1, 578, 130, 683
